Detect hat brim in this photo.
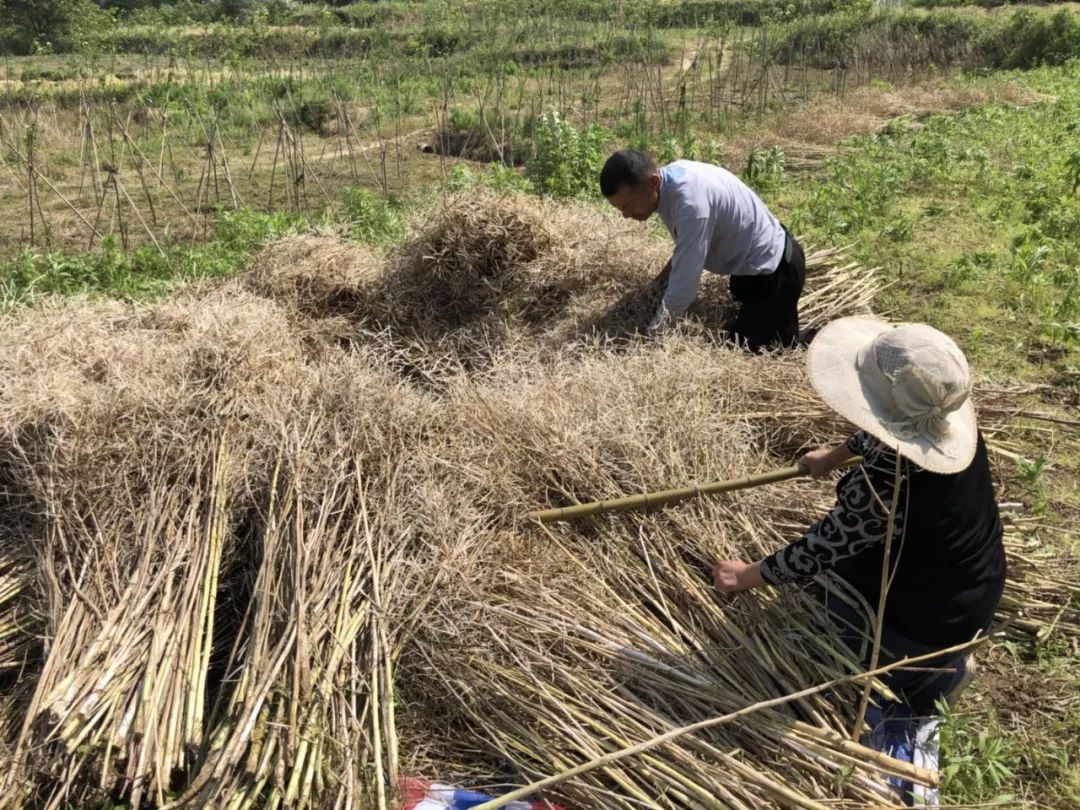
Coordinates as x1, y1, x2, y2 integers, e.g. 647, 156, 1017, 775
807, 317, 977, 474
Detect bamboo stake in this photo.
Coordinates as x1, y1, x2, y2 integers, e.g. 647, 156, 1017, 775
115, 173, 168, 260
113, 111, 198, 226
26, 123, 36, 246
0, 134, 102, 242
528, 458, 860, 523
851, 451, 902, 741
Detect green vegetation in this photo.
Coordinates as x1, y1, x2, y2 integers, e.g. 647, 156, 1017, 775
527, 112, 607, 197
939, 697, 1024, 805
776, 63, 1080, 375
342, 186, 404, 245
775, 5, 1080, 72
0, 0, 111, 55
1, 209, 300, 307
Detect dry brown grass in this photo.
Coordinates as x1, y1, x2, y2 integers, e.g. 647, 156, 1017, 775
728, 79, 1048, 168
246, 234, 383, 318
244, 194, 877, 375
0, 193, 1072, 809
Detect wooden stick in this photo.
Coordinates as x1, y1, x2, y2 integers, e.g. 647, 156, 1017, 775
852, 451, 902, 740
528, 458, 860, 523
5, 147, 104, 243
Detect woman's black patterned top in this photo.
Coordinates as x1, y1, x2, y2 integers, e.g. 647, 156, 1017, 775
761, 430, 1006, 646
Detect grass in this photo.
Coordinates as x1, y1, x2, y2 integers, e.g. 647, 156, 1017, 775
775, 61, 1080, 383
0, 208, 302, 308
940, 637, 1080, 806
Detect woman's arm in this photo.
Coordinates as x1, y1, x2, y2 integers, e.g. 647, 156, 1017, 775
713, 436, 903, 594
799, 443, 857, 479
712, 560, 765, 593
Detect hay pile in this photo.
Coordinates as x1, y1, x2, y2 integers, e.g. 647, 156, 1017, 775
0, 193, 1071, 808
246, 193, 878, 370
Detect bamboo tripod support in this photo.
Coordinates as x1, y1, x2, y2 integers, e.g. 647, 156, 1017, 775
527, 458, 861, 524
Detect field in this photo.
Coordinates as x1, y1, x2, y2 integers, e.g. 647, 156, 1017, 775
0, 1, 1078, 808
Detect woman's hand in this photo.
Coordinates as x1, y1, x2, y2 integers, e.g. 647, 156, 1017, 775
799, 444, 854, 479
712, 560, 765, 594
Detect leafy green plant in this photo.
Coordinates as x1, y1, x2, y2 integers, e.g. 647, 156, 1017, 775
1004, 9, 1080, 69
937, 699, 1021, 805
0, 210, 300, 309
1066, 151, 1080, 195
0, 0, 113, 54
656, 136, 681, 165
448, 107, 481, 134
743, 146, 786, 195
1017, 455, 1048, 487
526, 111, 607, 198
1017, 454, 1049, 514
342, 188, 403, 245
445, 163, 531, 195
880, 215, 915, 243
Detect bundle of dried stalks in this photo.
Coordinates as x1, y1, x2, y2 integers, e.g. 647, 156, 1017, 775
395, 343, 886, 806
386, 195, 878, 346
245, 234, 382, 320
240, 194, 878, 380
400, 342, 1076, 808
0, 199, 1070, 808
0, 289, 433, 808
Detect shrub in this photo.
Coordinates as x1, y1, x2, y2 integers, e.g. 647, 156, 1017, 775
343, 188, 404, 245
526, 112, 607, 198
0, 0, 112, 55
743, 146, 786, 195
1004, 9, 1080, 68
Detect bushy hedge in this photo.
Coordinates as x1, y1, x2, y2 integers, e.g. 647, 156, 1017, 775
773, 7, 1080, 72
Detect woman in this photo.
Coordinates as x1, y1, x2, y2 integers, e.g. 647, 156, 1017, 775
713, 317, 1006, 712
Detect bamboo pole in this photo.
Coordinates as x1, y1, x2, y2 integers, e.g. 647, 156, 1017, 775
852, 451, 902, 741
527, 458, 860, 524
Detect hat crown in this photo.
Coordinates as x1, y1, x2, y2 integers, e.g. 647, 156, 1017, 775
807, 316, 978, 473
869, 325, 971, 439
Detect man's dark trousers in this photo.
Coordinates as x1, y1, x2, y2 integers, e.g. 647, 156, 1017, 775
727, 228, 805, 351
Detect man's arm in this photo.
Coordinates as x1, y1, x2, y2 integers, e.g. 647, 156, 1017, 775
651, 258, 672, 292
646, 217, 710, 335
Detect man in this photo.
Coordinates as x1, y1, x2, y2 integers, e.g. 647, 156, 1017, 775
599, 149, 806, 350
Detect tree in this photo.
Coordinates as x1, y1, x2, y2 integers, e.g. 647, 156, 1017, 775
0, 0, 110, 54
219, 0, 258, 22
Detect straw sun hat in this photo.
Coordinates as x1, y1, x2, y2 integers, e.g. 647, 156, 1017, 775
807, 317, 977, 474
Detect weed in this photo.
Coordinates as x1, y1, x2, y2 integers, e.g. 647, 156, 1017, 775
742, 145, 786, 195
526, 111, 607, 198
342, 188, 404, 246
1066, 151, 1080, 195
937, 698, 1022, 805
0, 209, 301, 308
1017, 455, 1047, 487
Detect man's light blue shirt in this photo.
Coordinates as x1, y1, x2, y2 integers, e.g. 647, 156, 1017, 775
654, 160, 786, 319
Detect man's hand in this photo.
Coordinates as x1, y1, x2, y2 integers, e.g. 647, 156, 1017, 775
798, 444, 856, 479
712, 560, 765, 594
644, 301, 673, 337
650, 259, 672, 293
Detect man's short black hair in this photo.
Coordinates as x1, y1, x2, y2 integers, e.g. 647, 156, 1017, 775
599, 149, 657, 198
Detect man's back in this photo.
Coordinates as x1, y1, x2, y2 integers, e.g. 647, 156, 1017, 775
655, 160, 785, 279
